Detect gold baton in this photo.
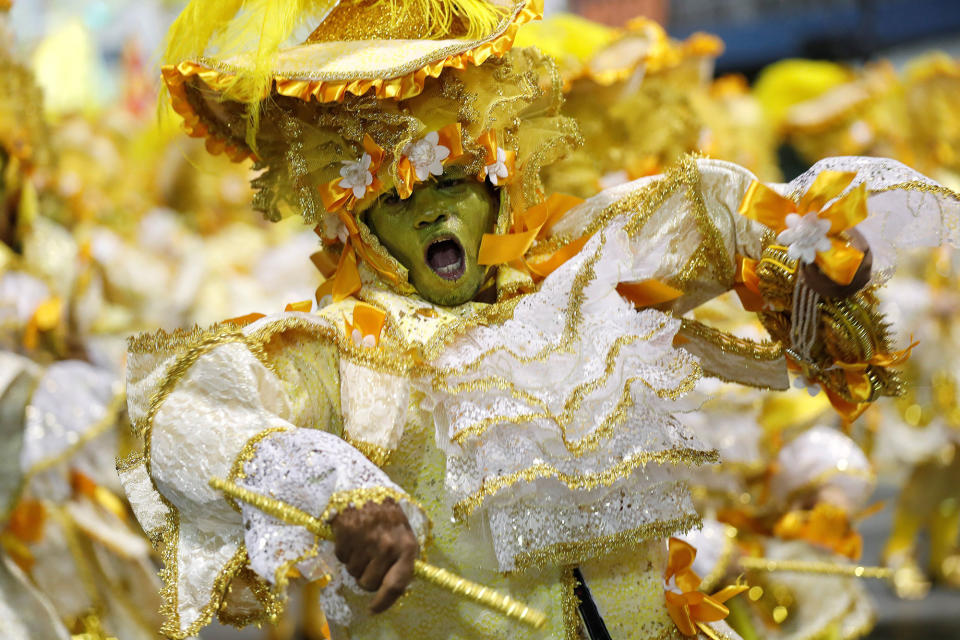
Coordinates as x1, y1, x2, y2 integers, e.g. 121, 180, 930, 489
209, 477, 547, 629
739, 557, 893, 580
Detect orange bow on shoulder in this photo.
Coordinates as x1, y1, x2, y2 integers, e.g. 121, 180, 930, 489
664, 537, 748, 637
738, 171, 868, 286
477, 192, 586, 280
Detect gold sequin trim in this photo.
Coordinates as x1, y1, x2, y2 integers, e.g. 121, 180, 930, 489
679, 319, 785, 362
319, 486, 431, 541
449, 362, 703, 455
560, 567, 581, 640
453, 447, 718, 519
343, 435, 394, 467
513, 513, 701, 572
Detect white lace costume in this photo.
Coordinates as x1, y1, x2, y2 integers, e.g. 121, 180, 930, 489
122, 157, 959, 640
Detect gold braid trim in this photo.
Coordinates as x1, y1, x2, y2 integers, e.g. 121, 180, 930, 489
343, 435, 393, 467
319, 486, 420, 523
513, 513, 701, 572
678, 319, 785, 362
449, 362, 702, 452
453, 447, 717, 519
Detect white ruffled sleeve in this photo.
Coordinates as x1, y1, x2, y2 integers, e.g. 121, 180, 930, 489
122, 315, 424, 639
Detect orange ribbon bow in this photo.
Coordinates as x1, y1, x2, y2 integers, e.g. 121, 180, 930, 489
343, 302, 386, 349
664, 537, 748, 637
773, 503, 863, 560
477, 192, 585, 280
738, 171, 869, 286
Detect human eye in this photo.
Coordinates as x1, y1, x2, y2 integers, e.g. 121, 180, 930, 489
380, 190, 402, 206
436, 176, 465, 191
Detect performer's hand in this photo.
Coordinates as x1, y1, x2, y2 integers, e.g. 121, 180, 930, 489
331, 498, 419, 613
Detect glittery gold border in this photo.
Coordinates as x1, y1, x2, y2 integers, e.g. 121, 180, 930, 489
343, 435, 393, 467
448, 362, 702, 454
513, 513, 701, 572
454, 447, 717, 519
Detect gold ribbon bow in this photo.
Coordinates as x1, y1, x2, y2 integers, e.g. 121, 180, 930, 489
664, 537, 748, 637
318, 134, 385, 213
396, 123, 465, 199
738, 171, 869, 286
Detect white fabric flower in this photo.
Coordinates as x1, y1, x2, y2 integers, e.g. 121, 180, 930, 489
403, 131, 450, 181
339, 153, 374, 200
777, 211, 832, 263
351, 328, 377, 349
321, 212, 349, 244
483, 147, 510, 186
318, 295, 333, 309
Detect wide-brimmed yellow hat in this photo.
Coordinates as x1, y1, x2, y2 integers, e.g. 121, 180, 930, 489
160, 0, 581, 301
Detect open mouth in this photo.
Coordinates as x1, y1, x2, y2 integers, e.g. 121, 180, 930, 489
425, 236, 466, 281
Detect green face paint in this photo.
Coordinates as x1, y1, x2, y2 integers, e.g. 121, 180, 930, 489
365, 172, 499, 306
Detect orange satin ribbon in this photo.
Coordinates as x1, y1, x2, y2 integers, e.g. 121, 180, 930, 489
738, 171, 869, 286
664, 537, 748, 637
617, 279, 684, 308
316, 240, 363, 304
343, 301, 386, 348
829, 338, 918, 412
224, 312, 266, 327
284, 300, 313, 313
773, 503, 863, 560
475, 129, 517, 185
70, 469, 128, 522
22, 296, 62, 350
317, 134, 385, 213
733, 256, 765, 312
478, 193, 584, 279
396, 123, 464, 199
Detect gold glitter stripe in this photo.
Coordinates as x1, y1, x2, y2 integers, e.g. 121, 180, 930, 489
425, 244, 605, 381
870, 180, 960, 202
449, 361, 703, 455
343, 435, 394, 467
319, 486, 423, 524
560, 567, 581, 640
512, 513, 702, 572
453, 446, 718, 519
678, 319, 785, 362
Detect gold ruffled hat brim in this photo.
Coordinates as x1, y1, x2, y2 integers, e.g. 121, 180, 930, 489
162, 0, 540, 160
